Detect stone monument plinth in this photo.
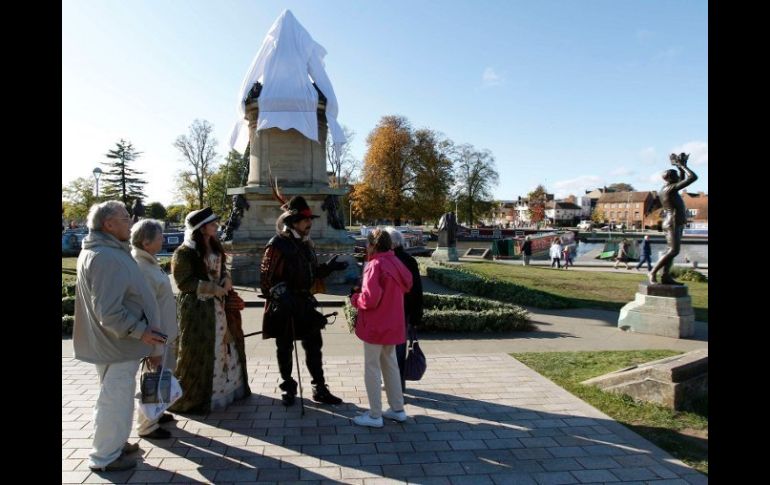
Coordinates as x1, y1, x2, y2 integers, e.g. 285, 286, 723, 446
582, 348, 707, 411
432, 211, 459, 262
225, 92, 358, 286
617, 282, 695, 338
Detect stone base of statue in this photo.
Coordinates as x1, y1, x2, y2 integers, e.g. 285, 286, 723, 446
431, 246, 459, 263
224, 186, 359, 287
617, 282, 695, 338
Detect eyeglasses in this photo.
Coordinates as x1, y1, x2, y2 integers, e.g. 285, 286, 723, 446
112, 217, 132, 223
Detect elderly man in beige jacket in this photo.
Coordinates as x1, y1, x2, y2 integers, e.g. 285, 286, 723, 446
73, 201, 166, 472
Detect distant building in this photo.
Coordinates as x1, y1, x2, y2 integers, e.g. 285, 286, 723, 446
682, 191, 708, 229
595, 191, 656, 229
546, 201, 583, 227
489, 200, 517, 226
514, 193, 554, 225
584, 186, 616, 213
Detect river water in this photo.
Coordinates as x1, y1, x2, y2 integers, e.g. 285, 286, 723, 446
574, 242, 708, 264
425, 240, 708, 264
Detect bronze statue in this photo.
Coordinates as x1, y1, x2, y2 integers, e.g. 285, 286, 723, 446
131, 198, 145, 223
649, 153, 698, 285
221, 194, 250, 241
321, 195, 345, 230
437, 211, 457, 247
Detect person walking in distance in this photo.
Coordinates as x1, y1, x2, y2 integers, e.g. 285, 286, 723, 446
636, 235, 653, 271
614, 239, 631, 270
549, 238, 562, 268
521, 236, 532, 266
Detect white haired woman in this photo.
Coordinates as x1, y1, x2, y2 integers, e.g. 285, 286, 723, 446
130, 218, 178, 440
383, 227, 423, 393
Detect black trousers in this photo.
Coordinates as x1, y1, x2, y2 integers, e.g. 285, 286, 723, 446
636, 254, 652, 271
395, 318, 412, 392
276, 329, 325, 390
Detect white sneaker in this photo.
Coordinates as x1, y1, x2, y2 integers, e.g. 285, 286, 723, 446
382, 408, 407, 422
353, 412, 384, 428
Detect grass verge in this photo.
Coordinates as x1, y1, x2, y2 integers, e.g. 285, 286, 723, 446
463, 263, 708, 322
512, 350, 708, 475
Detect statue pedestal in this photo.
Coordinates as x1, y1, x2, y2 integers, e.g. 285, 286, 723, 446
618, 283, 695, 338
224, 186, 359, 286
432, 246, 459, 262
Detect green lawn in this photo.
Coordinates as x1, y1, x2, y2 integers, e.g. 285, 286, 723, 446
461, 263, 708, 322
62, 257, 78, 286
63, 255, 172, 283
513, 350, 708, 475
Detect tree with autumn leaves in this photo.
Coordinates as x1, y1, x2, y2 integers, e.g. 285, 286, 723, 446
527, 184, 548, 226
351, 115, 496, 226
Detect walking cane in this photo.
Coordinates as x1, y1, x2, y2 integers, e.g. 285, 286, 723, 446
242, 313, 337, 339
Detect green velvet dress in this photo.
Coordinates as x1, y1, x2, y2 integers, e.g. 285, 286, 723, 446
169, 245, 250, 414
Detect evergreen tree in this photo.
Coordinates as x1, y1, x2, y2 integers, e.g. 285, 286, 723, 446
147, 202, 167, 220
101, 139, 147, 209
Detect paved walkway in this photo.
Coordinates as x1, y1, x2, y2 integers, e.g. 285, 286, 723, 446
62, 276, 707, 483
63, 354, 705, 484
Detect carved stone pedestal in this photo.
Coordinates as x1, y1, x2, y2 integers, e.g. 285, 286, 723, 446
225, 186, 358, 286
431, 246, 459, 262
618, 283, 695, 338
224, 95, 359, 287
582, 348, 707, 410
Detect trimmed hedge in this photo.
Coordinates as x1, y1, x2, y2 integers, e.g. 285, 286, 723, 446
344, 292, 530, 333
62, 282, 76, 298
426, 265, 573, 309
671, 267, 708, 282
62, 283, 76, 333
158, 256, 172, 273
62, 315, 74, 335
62, 296, 75, 316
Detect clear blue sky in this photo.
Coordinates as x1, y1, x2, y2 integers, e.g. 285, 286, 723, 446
63, 0, 708, 206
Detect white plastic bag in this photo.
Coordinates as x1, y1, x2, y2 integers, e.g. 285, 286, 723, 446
138, 346, 183, 420
138, 369, 182, 420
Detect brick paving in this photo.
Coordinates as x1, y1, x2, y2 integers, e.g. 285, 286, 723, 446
62, 354, 705, 484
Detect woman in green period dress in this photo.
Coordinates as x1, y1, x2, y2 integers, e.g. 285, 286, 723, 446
169, 207, 250, 414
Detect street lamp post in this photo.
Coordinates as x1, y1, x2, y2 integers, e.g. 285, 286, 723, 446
455, 198, 459, 224
349, 199, 353, 228
92, 167, 103, 198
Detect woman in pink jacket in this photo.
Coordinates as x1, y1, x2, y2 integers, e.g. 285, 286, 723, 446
350, 228, 413, 427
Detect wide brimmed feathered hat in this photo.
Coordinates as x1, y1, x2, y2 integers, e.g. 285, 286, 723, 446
281, 196, 320, 223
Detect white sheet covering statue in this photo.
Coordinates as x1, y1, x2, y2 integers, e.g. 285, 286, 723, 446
437, 211, 457, 247
229, 9, 346, 152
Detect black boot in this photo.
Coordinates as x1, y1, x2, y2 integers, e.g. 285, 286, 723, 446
312, 384, 342, 405
280, 379, 297, 407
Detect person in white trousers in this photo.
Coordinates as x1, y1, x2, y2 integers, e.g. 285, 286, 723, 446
73, 201, 166, 472
350, 229, 414, 427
